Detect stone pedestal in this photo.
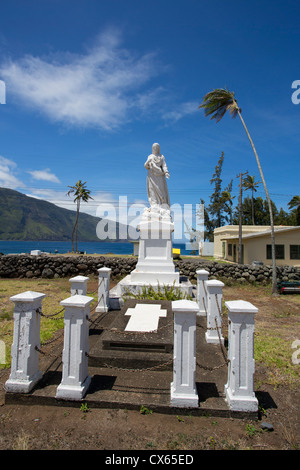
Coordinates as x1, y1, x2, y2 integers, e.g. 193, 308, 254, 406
56, 294, 93, 400
5, 291, 46, 393
117, 219, 193, 299
96, 267, 111, 312
205, 280, 224, 344
131, 219, 179, 285
196, 269, 209, 316
224, 300, 258, 412
69, 275, 89, 295
170, 300, 199, 408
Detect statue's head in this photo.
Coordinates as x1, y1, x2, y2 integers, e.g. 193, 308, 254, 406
152, 143, 160, 155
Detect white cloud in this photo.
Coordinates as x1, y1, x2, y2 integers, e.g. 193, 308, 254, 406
0, 29, 162, 131
162, 101, 199, 124
28, 168, 60, 183
0, 155, 24, 189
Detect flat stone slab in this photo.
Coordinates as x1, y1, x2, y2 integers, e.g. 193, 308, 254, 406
125, 303, 167, 332
99, 300, 173, 354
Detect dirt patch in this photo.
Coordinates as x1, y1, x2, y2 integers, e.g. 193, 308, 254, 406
0, 365, 299, 451
0, 281, 299, 450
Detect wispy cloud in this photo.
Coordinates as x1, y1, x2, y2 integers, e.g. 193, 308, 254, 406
0, 29, 163, 131
0, 156, 24, 189
28, 168, 61, 183
162, 101, 199, 124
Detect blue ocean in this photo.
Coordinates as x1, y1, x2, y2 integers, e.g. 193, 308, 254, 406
0, 240, 191, 256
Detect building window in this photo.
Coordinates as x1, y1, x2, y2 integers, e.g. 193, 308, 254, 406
290, 245, 300, 260
266, 244, 285, 260
228, 244, 232, 256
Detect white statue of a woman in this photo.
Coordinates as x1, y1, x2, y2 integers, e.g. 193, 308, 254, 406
144, 143, 171, 220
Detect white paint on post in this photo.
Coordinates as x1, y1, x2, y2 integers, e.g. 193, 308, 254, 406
96, 267, 111, 312
205, 280, 224, 344
224, 300, 258, 412
5, 291, 46, 393
56, 294, 93, 401
196, 269, 209, 316
170, 299, 199, 408
69, 275, 89, 295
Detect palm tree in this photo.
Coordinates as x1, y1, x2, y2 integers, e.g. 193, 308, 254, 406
199, 88, 278, 295
242, 175, 261, 225
288, 195, 300, 225
67, 180, 93, 253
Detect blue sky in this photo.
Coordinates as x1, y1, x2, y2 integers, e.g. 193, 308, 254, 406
0, 0, 299, 236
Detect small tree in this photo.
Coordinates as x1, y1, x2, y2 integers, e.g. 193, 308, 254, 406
221, 179, 235, 225
67, 180, 93, 253
242, 175, 260, 225
288, 195, 300, 225
208, 151, 225, 228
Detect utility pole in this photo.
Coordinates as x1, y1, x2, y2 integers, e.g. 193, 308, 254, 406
236, 171, 248, 264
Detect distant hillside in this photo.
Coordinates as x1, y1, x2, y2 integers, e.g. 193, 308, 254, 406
0, 187, 115, 241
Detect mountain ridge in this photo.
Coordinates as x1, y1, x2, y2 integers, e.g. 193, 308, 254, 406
0, 187, 116, 241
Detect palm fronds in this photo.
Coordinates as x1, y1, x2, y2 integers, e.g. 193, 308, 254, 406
199, 88, 240, 122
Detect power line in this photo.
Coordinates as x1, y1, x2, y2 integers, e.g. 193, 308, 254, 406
8, 184, 298, 198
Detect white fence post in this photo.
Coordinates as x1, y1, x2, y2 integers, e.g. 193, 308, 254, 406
170, 299, 199, 408
69, 275, 89, 295
224, 300, 258, 412
96, 267, 111, 312
5, 291, 46, 393
196, 269, 209, 316
56, 294, 93, 400
205, 280, 224, 344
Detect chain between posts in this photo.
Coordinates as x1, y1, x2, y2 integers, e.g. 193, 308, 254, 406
85, 355, 174, 372
37, 306, 65, 320
196, 293, 229, 371
35, 297, 94, 355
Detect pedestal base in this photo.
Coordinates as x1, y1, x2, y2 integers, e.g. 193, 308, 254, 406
224, 383, 258, 412
205, 330, 224, 344
117, 274, 193, 298
56, 375, 91, 401
170, 383, 199, 408
95, 305, 109, 313
130, 269, 180, 285
5, 370, 43, 394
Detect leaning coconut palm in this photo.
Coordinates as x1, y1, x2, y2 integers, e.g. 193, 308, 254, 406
199, 88, 278, 295
67, 180, 93, 253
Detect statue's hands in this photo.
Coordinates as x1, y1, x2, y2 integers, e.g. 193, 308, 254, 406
165, 172, 170, 179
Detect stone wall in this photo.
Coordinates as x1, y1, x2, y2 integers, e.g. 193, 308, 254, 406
0, 254, 299, 284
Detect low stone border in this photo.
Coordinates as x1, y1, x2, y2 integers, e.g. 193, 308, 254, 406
0, 254, 299, 283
